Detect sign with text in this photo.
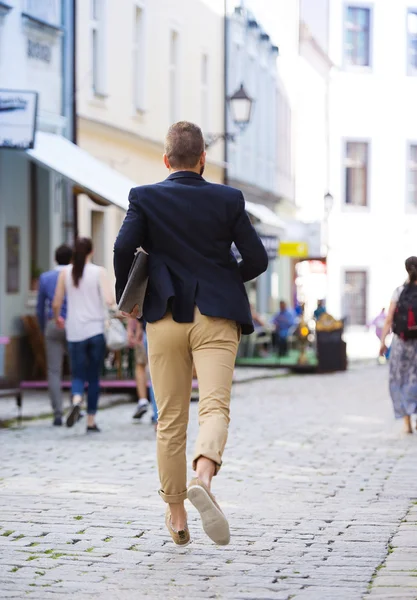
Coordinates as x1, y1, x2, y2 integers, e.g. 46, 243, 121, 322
232, 235, 278, 262
0, 90, 38, 149
260, 235, 279, 261
279, 241, 309, 258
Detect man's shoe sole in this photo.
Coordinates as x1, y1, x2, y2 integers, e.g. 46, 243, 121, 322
66, 404, 81, 428
187, 484, 230, 545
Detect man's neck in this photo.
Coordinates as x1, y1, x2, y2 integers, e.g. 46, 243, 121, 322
170, 168, 201, 175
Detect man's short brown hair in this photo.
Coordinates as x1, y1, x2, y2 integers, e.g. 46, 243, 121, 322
164, 121, 205, 169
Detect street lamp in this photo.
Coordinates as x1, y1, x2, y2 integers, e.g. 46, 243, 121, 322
228, 84, 253, 130
205, 83, 253, 149
324, 191, 334, 215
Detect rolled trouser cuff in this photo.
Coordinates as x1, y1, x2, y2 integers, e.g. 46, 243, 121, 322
158, 489, 188, 503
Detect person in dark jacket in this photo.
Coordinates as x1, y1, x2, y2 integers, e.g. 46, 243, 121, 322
114, 121, 268, 547
36, 244, 72, 426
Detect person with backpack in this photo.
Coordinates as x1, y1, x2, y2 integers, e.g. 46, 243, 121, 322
380, 256, 417, 434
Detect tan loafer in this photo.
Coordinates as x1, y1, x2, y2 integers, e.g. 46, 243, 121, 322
187, 477, 230, 545
165, 509, 190, 546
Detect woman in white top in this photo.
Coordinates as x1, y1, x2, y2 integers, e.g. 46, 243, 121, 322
380, 256, 417, 434
53, 237, 114, 432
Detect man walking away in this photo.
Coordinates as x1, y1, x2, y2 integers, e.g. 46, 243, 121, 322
36, 244, 72, 426
272, 301, 296, 357
114, 121, 268, 547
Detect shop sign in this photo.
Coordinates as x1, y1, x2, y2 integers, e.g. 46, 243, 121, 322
0, 90, 38, 149
232, 235, 278, 262
260, 235, 279, 260
27, 39, 52, 63
279, 241, 309, 258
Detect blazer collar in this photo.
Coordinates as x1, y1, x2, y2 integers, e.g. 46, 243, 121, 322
166, 171, 204, 181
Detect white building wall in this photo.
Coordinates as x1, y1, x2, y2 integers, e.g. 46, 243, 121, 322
327, 0, 417, 323
77, 0, 224, 171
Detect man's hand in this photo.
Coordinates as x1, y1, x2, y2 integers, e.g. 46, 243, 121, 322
121, 305, 139, 319
379, 343, 387, 357
56, 316, 65, 330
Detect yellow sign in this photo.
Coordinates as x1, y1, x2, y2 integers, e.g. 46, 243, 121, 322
278, 241, 309, 258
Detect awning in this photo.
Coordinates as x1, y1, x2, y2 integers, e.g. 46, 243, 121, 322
245, 200, 286, 232
26, 131, 136, 211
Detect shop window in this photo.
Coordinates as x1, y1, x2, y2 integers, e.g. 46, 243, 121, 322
408, 144, 417, 207
133, 3, 146, 111
169, 29, 179, 124
344, 5, 371, 67
91, 0, 107, 97
344, 141, 369, 206
344, 270, 367, 325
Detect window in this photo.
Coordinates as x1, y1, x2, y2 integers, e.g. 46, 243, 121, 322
408, 145, 417, 207
408, 10, 417, 74
91, 0, 106, 97
344, 141, 368, 206
344, 271, 367, 326
169, 30, 179, 124
23, 0, 60, 27
344, 6, 371, 66
133, 5, 146, 111
201, 54, 209, 132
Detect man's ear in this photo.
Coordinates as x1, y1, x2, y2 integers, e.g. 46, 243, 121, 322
163, 154, 170, 169
200, 151, 206, 166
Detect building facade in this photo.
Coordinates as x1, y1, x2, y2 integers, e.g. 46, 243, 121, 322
0, 0, 75, 378
226, 5, 294, 315
76, 0, 226, 276
326, 0, 417, 326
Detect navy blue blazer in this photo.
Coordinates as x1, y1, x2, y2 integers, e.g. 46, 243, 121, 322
113, 171, 268, 335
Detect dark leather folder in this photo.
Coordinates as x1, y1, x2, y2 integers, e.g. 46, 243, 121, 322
117, 248, 148, 317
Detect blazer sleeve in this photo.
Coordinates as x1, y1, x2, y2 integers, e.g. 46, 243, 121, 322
232, 193, 269, 282
113, 188, 147, 303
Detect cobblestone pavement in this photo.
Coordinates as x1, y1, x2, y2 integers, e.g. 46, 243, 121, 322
1, 364, 417, 600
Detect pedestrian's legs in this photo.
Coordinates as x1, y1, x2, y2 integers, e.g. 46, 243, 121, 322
278, 336, 288, 357
135, 363, 147, 399
85, 334, 106, 426
68, 339, 87, 400
144, 334, 158, 424
149, 384, 158, 423
147, 313, 192, 531
45, 320, 66, 420
191, 309, 240, 488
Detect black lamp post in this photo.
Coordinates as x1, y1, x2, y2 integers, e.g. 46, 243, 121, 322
205, 83, 253, 149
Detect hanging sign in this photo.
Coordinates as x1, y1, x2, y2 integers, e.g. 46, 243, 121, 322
0, 90, 38, 149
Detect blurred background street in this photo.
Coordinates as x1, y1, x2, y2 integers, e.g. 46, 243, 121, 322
2, 0, 417, 598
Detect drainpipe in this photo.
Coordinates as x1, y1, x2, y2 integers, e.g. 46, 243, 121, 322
71, 0, 78, 239
223, 0, 228, 185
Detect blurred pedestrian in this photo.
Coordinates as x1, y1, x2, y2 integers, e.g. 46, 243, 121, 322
127, 317, 158, 427
36, 244, 73, 426
313, 299, 326, 321
380, 257, 417, 434
53, 237, 115, 433
370, 307, 390, 359
272, 301, 295, 357
114, 121, 268, 547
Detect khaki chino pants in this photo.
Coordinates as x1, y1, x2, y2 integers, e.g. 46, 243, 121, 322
146, 307, 240, 503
